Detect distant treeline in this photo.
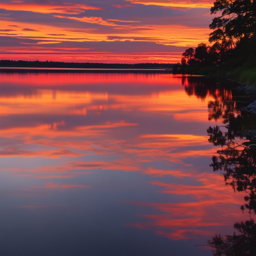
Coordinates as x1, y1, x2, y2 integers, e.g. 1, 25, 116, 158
174, 0, 256, 85
0, 60, 173, 69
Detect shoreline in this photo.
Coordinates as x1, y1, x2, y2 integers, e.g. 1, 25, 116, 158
174, 65, 256, 87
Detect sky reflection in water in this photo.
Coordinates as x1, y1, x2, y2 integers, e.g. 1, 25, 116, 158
0, 73, 248, 256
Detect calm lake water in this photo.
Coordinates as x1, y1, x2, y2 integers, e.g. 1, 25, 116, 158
0, 73, 250, 256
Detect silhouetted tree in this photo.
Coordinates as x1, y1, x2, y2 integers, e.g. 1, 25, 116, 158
207, 42, 221, 64
177, 0, 256, 72
194, 43, 208, 62
181, 57, 187, 66
182, 48, 194, 61
209, 219, 256, 256
210, 0, 256, 43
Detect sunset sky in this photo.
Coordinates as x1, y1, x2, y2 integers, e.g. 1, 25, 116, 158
0, 0, 214, 63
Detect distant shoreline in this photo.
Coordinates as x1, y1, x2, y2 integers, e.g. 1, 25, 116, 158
0, 60, 173, 69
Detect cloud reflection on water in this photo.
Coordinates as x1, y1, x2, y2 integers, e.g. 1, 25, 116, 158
0, 73, 247, 256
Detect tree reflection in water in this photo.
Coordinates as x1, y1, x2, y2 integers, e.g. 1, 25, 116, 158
188, 76, 256, 256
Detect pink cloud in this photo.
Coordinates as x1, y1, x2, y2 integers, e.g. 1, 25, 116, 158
44, 182, 90, 189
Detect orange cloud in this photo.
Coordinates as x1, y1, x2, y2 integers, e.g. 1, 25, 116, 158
139, 134, 209, 146
174, 111, 210, 123
126, 0, 212, 9
0, 3, 101, 15
0, 17, 209, 48
0, 20, 107, 43
0, 1, 210, 62
55, 15, 140, 26
107, 19, 140, 23
54, 15, 117, 27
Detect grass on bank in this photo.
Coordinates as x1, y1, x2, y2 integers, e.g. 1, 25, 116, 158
228, 67, 256, 86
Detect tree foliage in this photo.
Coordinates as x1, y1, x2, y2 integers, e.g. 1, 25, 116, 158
209, 219, 256, 256
179, 0, 256, 71
182, 48, 194, 60
210, 0, 256, 43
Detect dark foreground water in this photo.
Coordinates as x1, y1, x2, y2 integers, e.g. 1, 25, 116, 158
0, 73, 253, 256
